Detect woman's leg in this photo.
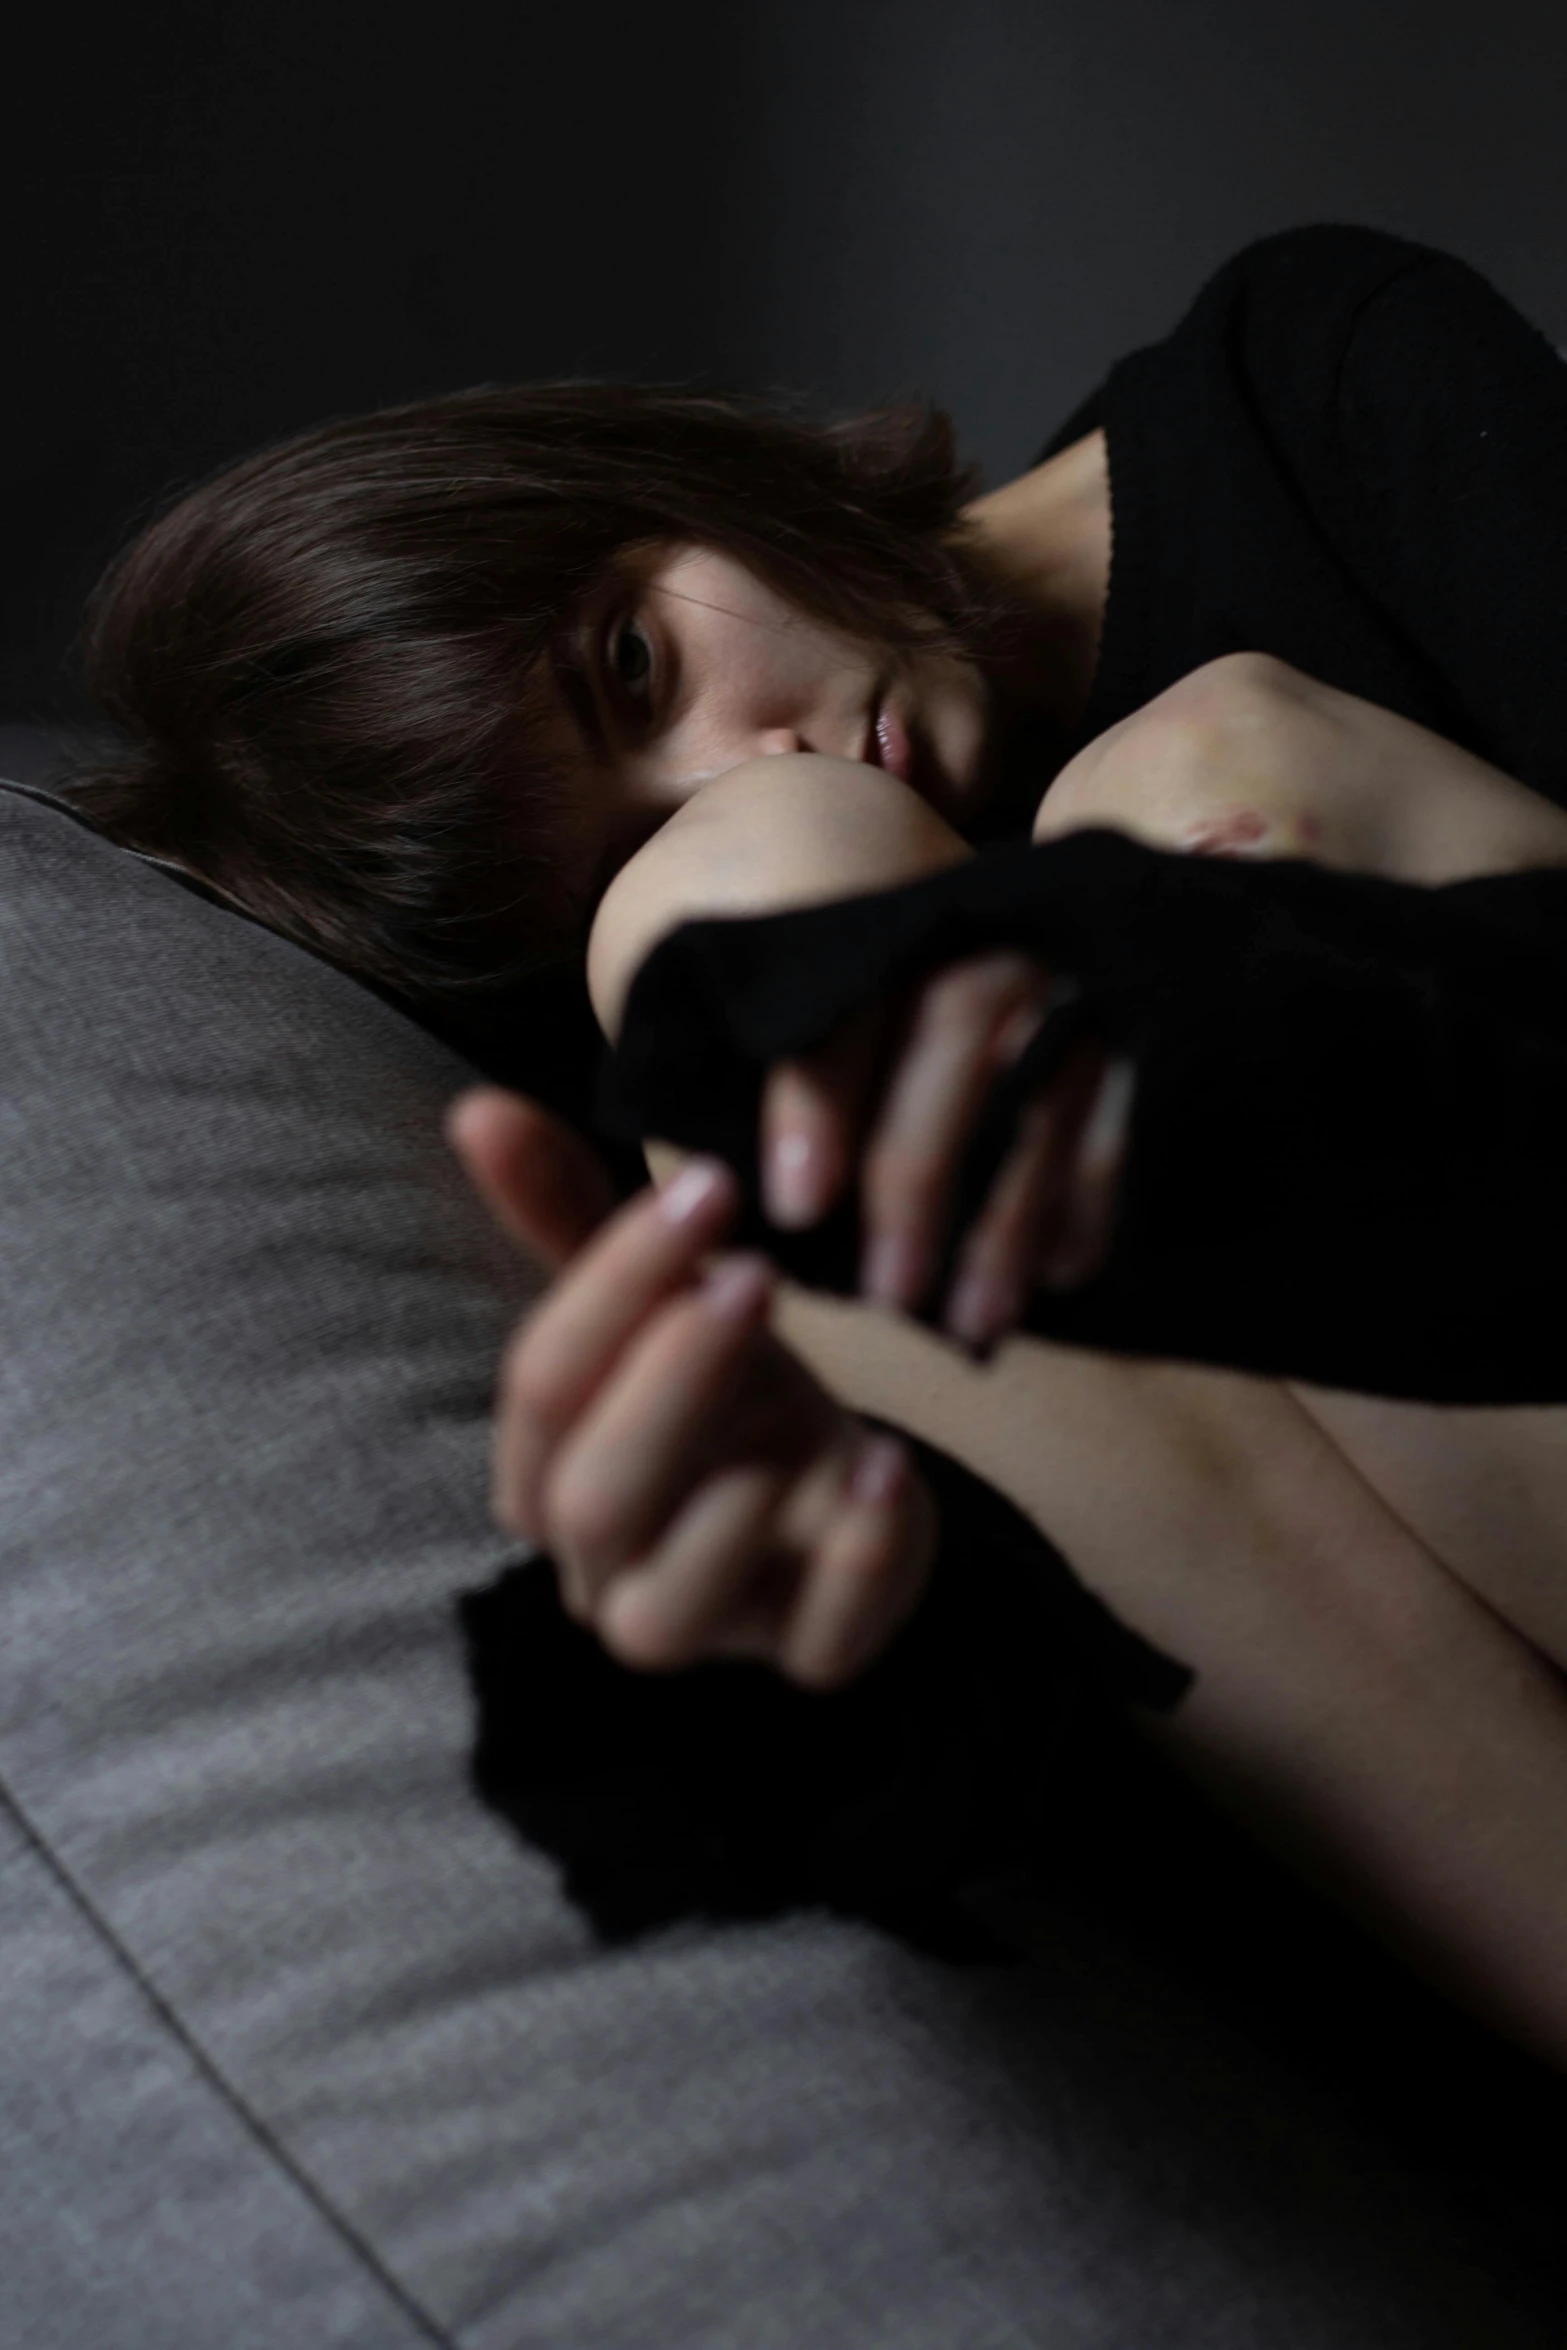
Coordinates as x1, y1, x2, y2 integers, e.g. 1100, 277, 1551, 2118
777, 1282, 1567, 2066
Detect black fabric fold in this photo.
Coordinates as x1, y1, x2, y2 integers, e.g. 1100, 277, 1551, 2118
460, 1429, 1190, 1961
602, 827, 1567, 1404
1040, 225, 1567, 796
462, 222, 1567, 1956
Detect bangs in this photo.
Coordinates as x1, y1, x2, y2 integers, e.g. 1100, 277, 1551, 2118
67, 383, 1002, 1001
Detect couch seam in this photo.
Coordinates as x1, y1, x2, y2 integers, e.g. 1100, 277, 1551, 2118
0, 1771, 461, 2350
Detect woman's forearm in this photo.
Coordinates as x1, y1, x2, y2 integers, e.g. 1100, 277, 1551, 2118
596, 728, 1567, 2058
776, 1282, 1567, 2065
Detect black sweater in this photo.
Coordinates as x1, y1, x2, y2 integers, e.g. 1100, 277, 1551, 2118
468, 229, 1567, 1948
1047, 222, 1567, 794
608, 226, 1567, 1404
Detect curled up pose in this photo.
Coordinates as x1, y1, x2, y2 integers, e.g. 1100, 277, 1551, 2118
455, 663, 1567, 2065
67, 222, 1567, 2058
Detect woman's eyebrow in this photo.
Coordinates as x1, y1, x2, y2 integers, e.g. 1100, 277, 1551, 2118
649, 580, 802, 639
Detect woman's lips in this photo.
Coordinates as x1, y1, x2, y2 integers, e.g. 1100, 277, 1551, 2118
866, 698, 915, 787
865, 696, 961, 822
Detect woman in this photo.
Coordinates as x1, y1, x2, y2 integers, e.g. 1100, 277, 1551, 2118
455, 662, 1567, 2064
69, 223, 1567, 2055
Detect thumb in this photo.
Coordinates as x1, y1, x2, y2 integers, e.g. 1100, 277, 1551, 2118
445, 1087, 617, 1268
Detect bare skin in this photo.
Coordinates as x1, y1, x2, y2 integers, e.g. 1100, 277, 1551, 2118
593, 651, 1567, 1357
452, 1111, 941, 1689
448, 428, 1121, 1702
447, 420, 1567, 2059
454, 655, 1567, 2065
959, 424, 1113, 724
530, 429, 1113, 930
584, 664, 1567, 1693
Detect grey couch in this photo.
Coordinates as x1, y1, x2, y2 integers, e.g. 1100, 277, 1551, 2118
1, 770, 1562, 2347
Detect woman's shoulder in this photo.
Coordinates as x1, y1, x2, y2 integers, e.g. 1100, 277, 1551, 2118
1038, 226, 1456, 461
1040, 226, 1479, 459
1196, 220, 1445, 300
1099, 221, 1558, 509
1154, 222, 1498, 382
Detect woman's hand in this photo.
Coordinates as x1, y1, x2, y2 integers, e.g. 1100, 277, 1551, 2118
760, 957, 1133, 1352
585, 751, 1133, 1356
757, 650, 1567, 1353
750, 657, 1348, 1348
446, 1088, 937, 1688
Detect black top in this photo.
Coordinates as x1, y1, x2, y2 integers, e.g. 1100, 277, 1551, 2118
607, 828, 1567, 1403
606, 225, 1567, 1404
1045, 222, 1567, 797
467, 228, 1567, 1952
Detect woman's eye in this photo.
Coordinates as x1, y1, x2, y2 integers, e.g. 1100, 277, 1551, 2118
609, 618, 655, 708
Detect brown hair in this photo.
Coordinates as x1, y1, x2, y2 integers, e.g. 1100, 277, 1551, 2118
68, 384, 1001, 1003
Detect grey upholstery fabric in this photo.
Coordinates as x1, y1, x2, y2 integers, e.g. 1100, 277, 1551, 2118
0, 777, 1560, 2347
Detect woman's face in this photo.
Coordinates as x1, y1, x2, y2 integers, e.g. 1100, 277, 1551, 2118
553, 543, 991, 916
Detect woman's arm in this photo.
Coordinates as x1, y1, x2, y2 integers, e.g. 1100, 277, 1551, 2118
449, 1088, 940, 1692
776, 1279, 1567, 2066
610, 671, 1567, 1401
1308, 240, 1567, 792
1030, 652, 1567, 883
579, 691, 1567, 2057
590, 755, 1114, 1331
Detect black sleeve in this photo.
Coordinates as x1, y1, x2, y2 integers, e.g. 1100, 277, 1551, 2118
1323, 245, 1567, 793
1050, 226, 1567, 778
460, 1429, 1190, 1960
600, 829, 1567, 1405
1208, 228, 1567, 793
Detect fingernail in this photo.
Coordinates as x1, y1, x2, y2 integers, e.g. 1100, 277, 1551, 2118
658, 1158, 729, 1225
1040, 1059, 1134, 1290
850, 1433, 906, 1506
764, 1130, 825, 1228
700, 1254, 771, 1319
1079, 1057, 1136, 1181
860, 1230, 922, 1310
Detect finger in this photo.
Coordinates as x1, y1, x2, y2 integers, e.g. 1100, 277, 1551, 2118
1038, 1056, 1137, 1291
493, 1160, 739, 1534
539, 1254, 774, 1604
446, 1087, 616, 1266
779, 1435, 937, 1690
593, 1461, 788, 1670
759, 994, 907, 1230
859, 954, 1048, 1312
941, 1037, 1110, 1351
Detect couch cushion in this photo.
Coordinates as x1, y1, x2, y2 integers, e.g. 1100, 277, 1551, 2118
0, 775, 1561, 2348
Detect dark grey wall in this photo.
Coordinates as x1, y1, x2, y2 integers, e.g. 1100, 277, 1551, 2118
719, 0, 1567, 476
7, 0, 1566, 718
